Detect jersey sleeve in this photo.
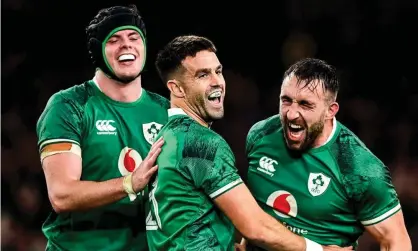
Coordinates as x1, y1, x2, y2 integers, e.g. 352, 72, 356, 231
181, 134, 243, 200
36, 93, 83, 161
342, 152, 401, 226
354, 163, 400, 226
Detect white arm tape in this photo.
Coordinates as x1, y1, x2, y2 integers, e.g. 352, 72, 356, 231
305, 237, 323, 251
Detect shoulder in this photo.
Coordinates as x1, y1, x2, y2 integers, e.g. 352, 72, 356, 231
45, 81, 93, 110
331, 122, 385, 176
37, 82, 92, 129
144, 90, 170, 109
188, 121, 227, 147
246, 114, 281, 152
180, 120, 231, 161
330, 122, 390, 199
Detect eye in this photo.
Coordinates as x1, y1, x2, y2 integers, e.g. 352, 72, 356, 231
198, 73, 208, 78
281, 97, 292, 104
299, 100, 313, 109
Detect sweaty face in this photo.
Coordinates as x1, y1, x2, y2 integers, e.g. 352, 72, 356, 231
279, 75, 329, 151
181, 50, 225, 123
104, 29, 145, 83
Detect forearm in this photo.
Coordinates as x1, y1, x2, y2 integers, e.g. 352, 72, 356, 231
245, 213, 309, 251
50, 177, 128, 212
381, 239, 412, 251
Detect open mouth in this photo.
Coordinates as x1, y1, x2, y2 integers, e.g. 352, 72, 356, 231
207, 90, 222, 105
118, 54, 136, 64
287, 122, 305, 140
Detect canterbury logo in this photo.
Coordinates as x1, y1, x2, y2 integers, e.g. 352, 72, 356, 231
96, 120, 117, 135
259, 156, 278, 172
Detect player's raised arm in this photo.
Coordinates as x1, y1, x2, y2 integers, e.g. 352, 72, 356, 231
38, 95, 163, 213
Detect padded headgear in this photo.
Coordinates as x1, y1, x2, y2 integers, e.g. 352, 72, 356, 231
86, 5, 146, 83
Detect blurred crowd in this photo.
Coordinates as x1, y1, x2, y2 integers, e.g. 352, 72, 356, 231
2, 0, 417, 250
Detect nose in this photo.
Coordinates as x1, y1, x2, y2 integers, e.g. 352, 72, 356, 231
286, 106, 300, 121
209, 73, 224, 88
120, 37, 133, 49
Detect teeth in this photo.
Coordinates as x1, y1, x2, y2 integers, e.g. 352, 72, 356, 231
118, 54, 135, 61
289, 123, 302, 129
208, 91, 222, 99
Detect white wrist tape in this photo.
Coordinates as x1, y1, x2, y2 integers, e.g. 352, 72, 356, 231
123, 173, 138, 201
304, 237, 323, 251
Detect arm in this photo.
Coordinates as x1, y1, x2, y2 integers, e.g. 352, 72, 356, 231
346, 152, 411, 251
37, 94, 162, 213
219, 187, 353, 251
43, 152, 126, 212
364, 210, 411, 251
214, 183, 307, 251
187, 136, 325, 251
42, 138, 162, 213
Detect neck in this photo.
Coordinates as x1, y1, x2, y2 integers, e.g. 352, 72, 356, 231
312, 117, 335, 148
95, 70, 142, 103
170, 98, 209, 127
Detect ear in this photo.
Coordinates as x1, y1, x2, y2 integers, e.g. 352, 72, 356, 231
326, 101, 339, 120
167, 80, 185, 98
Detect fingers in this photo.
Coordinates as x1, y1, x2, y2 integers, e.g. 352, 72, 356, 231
151, 137, 164, 152
146, 148, 162, 167
144, 165, 159, 180
145, 137, 164, 161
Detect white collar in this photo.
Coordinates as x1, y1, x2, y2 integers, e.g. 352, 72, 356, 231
92, 76, 101, 91
168, 108, 187, 117
322, 117, 337, 146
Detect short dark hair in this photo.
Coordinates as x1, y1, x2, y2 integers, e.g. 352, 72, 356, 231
155, 35, 217, 83
283, 58, 339, 100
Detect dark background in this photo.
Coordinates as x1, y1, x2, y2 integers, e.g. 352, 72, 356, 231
2, 1, 418, 250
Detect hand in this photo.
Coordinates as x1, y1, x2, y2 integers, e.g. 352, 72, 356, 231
323, 245, 354, 251
132, 137, 164, 192
235, 238, 247, 251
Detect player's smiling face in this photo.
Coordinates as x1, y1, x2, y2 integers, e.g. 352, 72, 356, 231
279, 74, 329, 151
104, 29, 145, 83
180, 50, 225, 122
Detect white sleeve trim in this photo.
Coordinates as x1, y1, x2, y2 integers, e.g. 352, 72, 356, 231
40, 143, 82, 163
39, 138, 79, 150
361, 203, 401, 226
209, 178, 243, 198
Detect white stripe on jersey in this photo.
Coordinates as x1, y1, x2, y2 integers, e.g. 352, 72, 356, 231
209, 178, 243, 199
361, 203, 401, 226
40, 138, 79, 151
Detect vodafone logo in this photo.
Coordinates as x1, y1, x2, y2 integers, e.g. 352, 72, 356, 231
118, 147, 143, 176
266, 190, 298, 218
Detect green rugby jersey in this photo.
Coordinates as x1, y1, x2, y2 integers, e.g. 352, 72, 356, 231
36, 79, 169, 251
146, 108, 243, 251
246, 115, 400, 250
